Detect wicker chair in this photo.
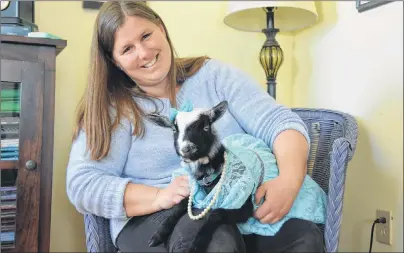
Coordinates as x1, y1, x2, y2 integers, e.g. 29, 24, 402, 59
83, 108, 358, 253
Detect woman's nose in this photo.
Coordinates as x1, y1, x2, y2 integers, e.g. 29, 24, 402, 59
136, 44, 153, 61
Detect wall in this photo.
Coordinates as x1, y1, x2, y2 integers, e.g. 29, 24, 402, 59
35, 1, 402, 252
34, 2, 98, 251
292, 1, 403, 252
34, 1, 293, 251
147, 1, 294, 104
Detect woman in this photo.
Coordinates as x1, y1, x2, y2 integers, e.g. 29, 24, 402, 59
66, 1, 324, 252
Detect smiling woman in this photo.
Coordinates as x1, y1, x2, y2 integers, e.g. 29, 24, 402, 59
74, 0, 209, 153
112, 15, 172, 96
67, 1, 324, 253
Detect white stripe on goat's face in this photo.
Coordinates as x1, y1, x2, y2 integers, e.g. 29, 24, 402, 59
173, 101, 228, 163
175, 109, 205, 157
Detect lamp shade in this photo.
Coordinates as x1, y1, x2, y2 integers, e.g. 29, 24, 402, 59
224, 1, 318, 32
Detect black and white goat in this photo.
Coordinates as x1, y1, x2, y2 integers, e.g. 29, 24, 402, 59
146, 101, 253, 253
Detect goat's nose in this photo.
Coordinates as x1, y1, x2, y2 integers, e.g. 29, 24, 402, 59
181, 146, 192, 154
181, 144, 196, 154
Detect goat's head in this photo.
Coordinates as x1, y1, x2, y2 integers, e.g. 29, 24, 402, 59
147, 101, 228, 165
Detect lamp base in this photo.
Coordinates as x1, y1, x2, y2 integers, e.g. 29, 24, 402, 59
259, 27, 283, 100
266, 78, 276, 100
258, 7, 284, 100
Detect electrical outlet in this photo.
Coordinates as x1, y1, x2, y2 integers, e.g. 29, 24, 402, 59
376, 209, 393, 245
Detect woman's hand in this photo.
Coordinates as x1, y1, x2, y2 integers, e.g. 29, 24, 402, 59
153, 175, 190, 210
253, 129, 308, 224
254, 175, 301, 224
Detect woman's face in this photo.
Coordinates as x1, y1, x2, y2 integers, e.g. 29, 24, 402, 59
112, 15, 171, 90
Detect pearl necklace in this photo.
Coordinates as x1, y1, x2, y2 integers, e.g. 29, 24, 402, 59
187, 152, 227, 220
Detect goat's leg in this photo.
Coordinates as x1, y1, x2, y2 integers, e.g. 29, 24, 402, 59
148, 198, 188, 247
219, 195, 254, 224
186, 209, 227, 253
186, 197, 254, 253
168, 208, 225, 253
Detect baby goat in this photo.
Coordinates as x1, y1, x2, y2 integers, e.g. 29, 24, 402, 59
146, 101, 253, 252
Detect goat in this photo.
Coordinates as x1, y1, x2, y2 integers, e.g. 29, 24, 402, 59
146, 101, 254, 253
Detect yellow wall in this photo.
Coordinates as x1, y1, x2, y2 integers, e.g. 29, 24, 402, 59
34, 1, 293, 251
34, 2, 98, 251
292, 1, 403, 252
34, 1, 403, 252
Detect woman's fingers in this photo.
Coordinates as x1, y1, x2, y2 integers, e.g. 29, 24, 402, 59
254, 200, 271, 220
173, 176, 188, 186
177, 185, 190, 197
259, 212, 280, 224
179, 180, 189, 188
172, 195, 184, 204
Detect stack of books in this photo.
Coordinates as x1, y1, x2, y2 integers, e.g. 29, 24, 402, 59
0, 89, 20, 113
1, 186, 17, 249
1, 117, 19, 161
1, 82, 19, 249
1, 83, 20, 161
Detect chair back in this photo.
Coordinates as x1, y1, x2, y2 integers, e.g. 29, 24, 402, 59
292, 108, 358, 194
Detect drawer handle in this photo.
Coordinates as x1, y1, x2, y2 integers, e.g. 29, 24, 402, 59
25, 160, 37, 171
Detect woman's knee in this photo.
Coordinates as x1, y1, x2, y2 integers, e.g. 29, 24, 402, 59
206, 224, 246, 253
279, 218, 325, 252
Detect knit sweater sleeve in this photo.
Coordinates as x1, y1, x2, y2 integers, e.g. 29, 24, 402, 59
65, 118, 132, 219
208, 59, 310, 151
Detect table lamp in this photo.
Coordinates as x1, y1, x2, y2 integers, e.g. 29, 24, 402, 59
224, 1, 318, 99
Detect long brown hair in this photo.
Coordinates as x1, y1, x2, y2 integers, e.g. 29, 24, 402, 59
73, 1, 209, 160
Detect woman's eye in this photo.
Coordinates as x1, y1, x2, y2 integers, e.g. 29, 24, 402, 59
123, 46, 133, 54
142, 32, 152, 40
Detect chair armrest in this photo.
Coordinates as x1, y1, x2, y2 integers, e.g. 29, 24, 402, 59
324, 137, 352, 253
84, 214, 118, 253
339, 113, 358, 161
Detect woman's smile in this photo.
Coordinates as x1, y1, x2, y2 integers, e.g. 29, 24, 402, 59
142, 54, 159, 69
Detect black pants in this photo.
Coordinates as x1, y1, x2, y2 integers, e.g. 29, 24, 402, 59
116, 211, 325, 253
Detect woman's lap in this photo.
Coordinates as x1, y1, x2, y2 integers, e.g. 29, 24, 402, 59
167, 213, 246, 253
116, 213, 324, 253
243, 218, 325, 253
116, 211, 168, 252
116, 210, 245, 253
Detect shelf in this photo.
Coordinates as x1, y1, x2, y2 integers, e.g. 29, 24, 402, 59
1, 185, 17, 251
0, 161, 17, 170
0, 34, 67, 56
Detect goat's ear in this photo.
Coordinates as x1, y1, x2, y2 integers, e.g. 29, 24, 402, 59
209, 101, 228, 123
146, 113, 174, 128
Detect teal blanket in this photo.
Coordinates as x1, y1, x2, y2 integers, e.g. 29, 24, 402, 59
172, 133, 327, 236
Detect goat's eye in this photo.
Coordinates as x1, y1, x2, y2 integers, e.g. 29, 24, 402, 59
203, 126, 209, 131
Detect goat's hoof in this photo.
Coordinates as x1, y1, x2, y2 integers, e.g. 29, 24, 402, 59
148, 234, 164, 247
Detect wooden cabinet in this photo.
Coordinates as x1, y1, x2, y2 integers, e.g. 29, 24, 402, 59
0, 35, 66, 252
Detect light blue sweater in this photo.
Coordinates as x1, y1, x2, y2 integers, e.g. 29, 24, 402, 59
66, 59, 310, 245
